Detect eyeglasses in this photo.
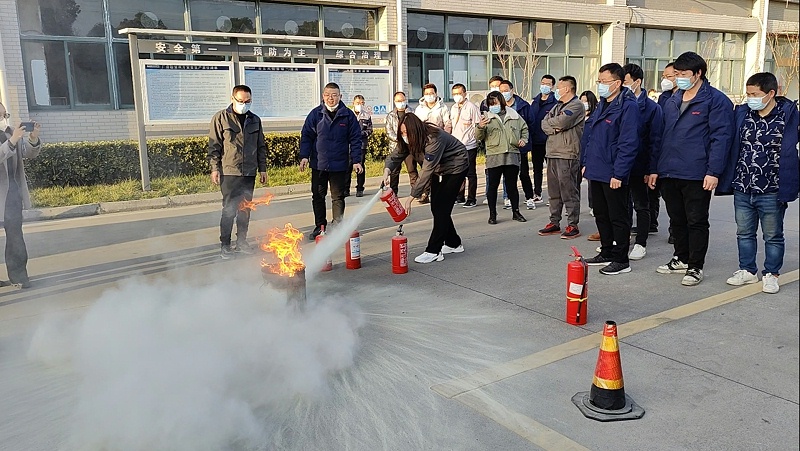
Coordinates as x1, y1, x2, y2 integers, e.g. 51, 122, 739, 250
233, 98, 252, 104
596, 79, 618, 84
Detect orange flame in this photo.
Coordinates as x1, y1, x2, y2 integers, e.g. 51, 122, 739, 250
240, 192, 275, 211
261, 223, 305, 277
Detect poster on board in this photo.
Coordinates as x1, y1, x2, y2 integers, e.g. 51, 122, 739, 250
140, 61, 234, 124
240, 64, 320, 119
325, 65, 393, 116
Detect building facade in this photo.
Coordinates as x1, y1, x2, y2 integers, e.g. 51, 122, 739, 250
0, 0, 797, 143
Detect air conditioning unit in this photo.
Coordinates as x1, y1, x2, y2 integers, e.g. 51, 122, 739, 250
466, 90, 486, 105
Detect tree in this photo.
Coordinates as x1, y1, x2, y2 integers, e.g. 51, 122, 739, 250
766, 32, 799, 96
493, 22, 544, 99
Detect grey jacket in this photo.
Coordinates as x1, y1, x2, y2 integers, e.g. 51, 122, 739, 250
385, 106, 415, 152
541, 96, 585, 160
0, 127, 41, 219
385, 129, 468, 198
208, 105, 268, 176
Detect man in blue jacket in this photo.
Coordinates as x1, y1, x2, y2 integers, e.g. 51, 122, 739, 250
648, 51, 734, 286
716, 72, 799, 294
623, 63, 663, 261
499, 79, 536, 209
300, 82, 363, 240
529, 75, 558, 204
658, 62, 678, 109
581, 63, 640, 275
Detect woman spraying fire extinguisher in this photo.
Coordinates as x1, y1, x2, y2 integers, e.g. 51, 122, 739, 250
382, 114, 469, 264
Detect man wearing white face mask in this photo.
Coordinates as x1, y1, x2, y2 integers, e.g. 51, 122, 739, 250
658, 62, 678, 109
208, 85, 268, 259
450, 83, 482, 207
345, 95, 373, 197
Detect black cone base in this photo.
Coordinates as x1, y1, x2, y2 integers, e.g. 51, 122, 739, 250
572, 392, 645, 422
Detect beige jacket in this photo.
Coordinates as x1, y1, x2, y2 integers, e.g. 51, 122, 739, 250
0, 127, 41, 219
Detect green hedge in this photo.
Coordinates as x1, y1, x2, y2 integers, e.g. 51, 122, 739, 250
26, 129, 392, 189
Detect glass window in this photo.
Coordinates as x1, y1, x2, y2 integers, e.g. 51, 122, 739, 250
189, 0, 256, 34
69, 42, 110, 105
626, 28, 643, 57
731, 60, 744, 94
108, 0, 186, 35
469, 55, 488, 91
407, 13, 444, 49
18, 0, 106, 37
261, 3, 318, 37
113, 43, 134, 106
699, 32, 723, 59
568, 24, 600, 56
492, 19, 529, 52
424, 53, 445, 97
672, 31, 697, 56
323, 7, 376, 40
447, 16, 488, 51
407, 52, 423, 98
723, 33, 746, 59
643, 29, 670, 58
449, 54, 467, 99
535, 22, 566, 54
548, 56, 566, 81
23, 41, 70, 106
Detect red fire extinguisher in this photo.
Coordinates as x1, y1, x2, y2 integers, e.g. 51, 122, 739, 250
566, 245, 588, 325
391, 225, 408, 274
345, 230, 361, 270
315, 225, 332, 272
380, 185, 408, 222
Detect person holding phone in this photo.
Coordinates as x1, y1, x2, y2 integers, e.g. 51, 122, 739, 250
0, 101, 42, 289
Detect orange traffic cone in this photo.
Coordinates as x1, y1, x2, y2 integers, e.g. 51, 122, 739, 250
572, 321, 645, 421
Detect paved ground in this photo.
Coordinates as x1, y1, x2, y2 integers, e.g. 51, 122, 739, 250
0, 180, 797, 451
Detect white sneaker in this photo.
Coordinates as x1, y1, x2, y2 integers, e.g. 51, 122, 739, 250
681, 268, 704, 286
657, 256, 689, 274
533, 194, 543, 203
629, 244, 646, 260
726, 269, 759, 286
525, 199, 536, 210
762, 273, 780, 293
414, 251, 444, 264
503, 199, 512, 209
441, 244, 464, 254
482, 198, 489, 205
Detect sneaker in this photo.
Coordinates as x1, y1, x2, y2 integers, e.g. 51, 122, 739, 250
587, 232, 601, 241
0, 280, 11, 287
533, 194, 543, 203
682, 268, 704, 286
512, 210, 527, 222
538, 223, 561, 236
442, 244, 465, 254
343, 191, 351, 198
309, 226, 323, 241
585, 254, 612, 266
762, 273, 780, 293
503, 199, 512, 209
657, 256, 688, 274
630, 226, 638, 235
525, 199, 536, 210
600, 261, 631, 275
649, 226, 658, 234
414, 251, 444, 263
235, 241, 255, 255
561, 225, 580, 239
629, 244, 646, 260
668, 235, 675, 244
220, 244, 235, 260
462, 200, 477, 208
482, 198, 489, 205
488, 214, 498, 225
455, 196, 466, 204
589, 208, 594, 217
356, 190, 364, 197
726, 269, 758, 286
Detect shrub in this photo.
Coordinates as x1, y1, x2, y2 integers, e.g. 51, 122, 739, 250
25, 129, 392, 189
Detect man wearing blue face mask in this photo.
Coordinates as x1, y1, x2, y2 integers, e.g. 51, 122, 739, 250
648, 51, 734, 287
529, 75, 558, 205
499, 80, 536, 210
716, 72, 799, 294
208, 85, 268, 259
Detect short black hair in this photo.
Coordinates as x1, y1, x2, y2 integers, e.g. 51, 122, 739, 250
673, 51, 707, 80
423, 83, 438, 93
559, 76, 577, 93
500, 80, 514, 89
393, 91, 406, 98
452, 83, 467, 94
623, 63, 644, 82
353, 94, 365, 102
541, 74, 556, 85
489, 75, 504, 84
232, 85, 251, 95
599, 63, 625, 81
665, 62, 674, 69
746, 72, 779, 95
324, 82, 340, 91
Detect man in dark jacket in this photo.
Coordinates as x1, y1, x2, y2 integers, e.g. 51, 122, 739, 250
300, 82, 363, 240
529, 75, 558, 204
499, 79, 536, 209
581, 63, 640, 275
648, 52, 734, 287
716, 72, 799, 294
208, 85, 268, 259
658, 62, 678, 109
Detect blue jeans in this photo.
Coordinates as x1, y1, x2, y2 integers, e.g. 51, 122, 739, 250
734, 190, 787, 275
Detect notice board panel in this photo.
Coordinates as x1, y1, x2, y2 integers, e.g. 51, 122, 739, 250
240, 64, 320, 119
325, 65, 393, 115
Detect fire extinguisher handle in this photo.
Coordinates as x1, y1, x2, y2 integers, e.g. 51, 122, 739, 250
570, 245, 581, 259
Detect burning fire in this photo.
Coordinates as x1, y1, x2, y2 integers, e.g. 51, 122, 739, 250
261, 223, 305, 277
240, 192, 275, 211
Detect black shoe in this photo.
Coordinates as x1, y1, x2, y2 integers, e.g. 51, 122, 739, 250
668, 235, 675, 244
356, 190, 364, 197
235, 241, 255, 255
0, 280, 11, 287
538, 223, 561, 235
585, 254, 612, 266
19, 281, 31, 289
649, 226, 658, 234
462, 200, 477, 208
220, 244, 235, 260
488, 214, 497, 225
631, 226, 638, 235
309, 226, 323, 241
455, 196, 466, 204
600, 261, 631, 275
343, 191, 351, 198
512, 210, 527, 222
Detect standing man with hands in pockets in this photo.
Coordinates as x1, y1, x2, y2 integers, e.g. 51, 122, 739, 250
208, 85, 268, 260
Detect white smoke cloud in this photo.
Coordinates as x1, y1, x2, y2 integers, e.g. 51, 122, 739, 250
28, 274, 362, 451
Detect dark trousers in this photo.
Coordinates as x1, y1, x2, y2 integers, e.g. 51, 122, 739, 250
660, 178, 711, 269
629, 175, 651, 246
487, 165, 521, 215
519, 151, 534, 200
458, 147, 478, 202
649, 185, 660, 229
531, 143, 546, 196
312, 169, 348, 227
591, 180, 631, 264
426, 171, 467, 254
389, 153, 420, 196
219, 175, 256, 246
345, 138, 367, 193
3, 185, 29, 284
